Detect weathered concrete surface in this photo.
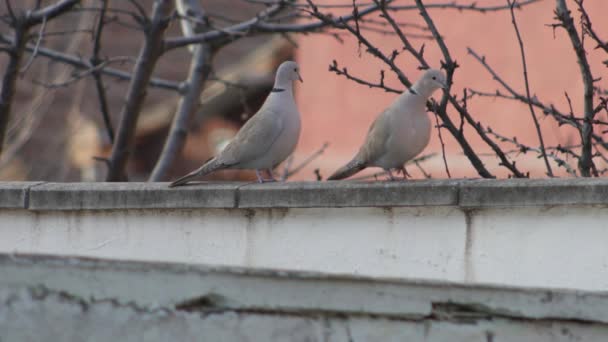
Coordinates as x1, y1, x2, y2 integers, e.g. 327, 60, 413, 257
459, 178, 608, 208
2, 180, 608, 291
237, 179, 460, 208
0, 207, 467, 283
28, 182, 240, 210
2, 178, 607, 210
1, 254, 608, 341
0, 181, 43, 209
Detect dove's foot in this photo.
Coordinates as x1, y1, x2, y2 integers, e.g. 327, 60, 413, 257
386, 169, 397, 181
385, 168, 410, 181
255, 169, 278, 183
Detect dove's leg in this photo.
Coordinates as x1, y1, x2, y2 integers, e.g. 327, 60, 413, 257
398, 167, 411, 180
255, 169, 277, 183
265, 169, 277, 182
386, 169, 397, 181
255, 169, 265, 183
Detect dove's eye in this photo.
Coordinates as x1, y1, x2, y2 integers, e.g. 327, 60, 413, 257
432, 76, 437, 80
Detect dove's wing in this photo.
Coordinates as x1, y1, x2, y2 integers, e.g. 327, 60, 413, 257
217, 107, 285, 167
354, 109, 393, 164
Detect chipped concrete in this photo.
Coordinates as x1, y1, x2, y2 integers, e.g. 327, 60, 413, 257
1, 255, 608, 341
2, 181, 608, 290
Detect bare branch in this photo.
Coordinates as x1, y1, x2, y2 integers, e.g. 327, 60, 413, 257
0, 20, 29, 154
0, 33, 183, 91
20, 16, 46, 74
106, 0, 174, 181
0, 0, 81, 155
90, 0, 114, 143
555, 0, 596, 176
329, 60, 400, 94
507, 0, 553, 176
163, 0, 389, 51
485, 127, 576, 176
390, 0, 542, 12
575, 0, 608, 55
149, 0, 214, 182
28, 0, 80, 26
414, 0, 514, 177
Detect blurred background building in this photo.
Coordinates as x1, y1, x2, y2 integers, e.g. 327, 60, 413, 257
0, 0, 606, 182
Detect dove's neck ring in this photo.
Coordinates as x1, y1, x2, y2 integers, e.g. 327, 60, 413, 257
273, 78, 294, 93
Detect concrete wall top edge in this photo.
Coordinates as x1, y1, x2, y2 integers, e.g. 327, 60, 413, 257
0, 178, 606, 210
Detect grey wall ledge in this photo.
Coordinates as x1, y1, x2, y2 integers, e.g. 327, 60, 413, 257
1, 178, 608, 211
2, 253, 608, 324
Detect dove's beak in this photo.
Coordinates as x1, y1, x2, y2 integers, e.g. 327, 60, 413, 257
439, 80, 448, 89
297, 71, 303, 83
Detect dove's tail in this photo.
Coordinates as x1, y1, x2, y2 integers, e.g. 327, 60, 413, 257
327, 159, 367, 180
169, 158, 223, 187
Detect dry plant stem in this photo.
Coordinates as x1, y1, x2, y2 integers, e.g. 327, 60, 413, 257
555, 0, 596, 177
149, 0, 213, 182
91, 0, 114, 143
507, 0, 553, 176
106, 0, 173, 181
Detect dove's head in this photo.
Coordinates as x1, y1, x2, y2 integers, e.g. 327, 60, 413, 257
414, 69, 447, 97
275, 61, 303, 87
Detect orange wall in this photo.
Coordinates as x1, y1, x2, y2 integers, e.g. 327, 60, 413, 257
294, 1, 608, 180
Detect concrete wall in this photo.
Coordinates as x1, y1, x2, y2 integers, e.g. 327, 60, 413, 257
1, 179, 608, 291
2, 254, 608, 342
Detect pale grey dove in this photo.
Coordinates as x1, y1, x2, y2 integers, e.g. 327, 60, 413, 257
328, 69, 447, 181
169, 61, 303, 187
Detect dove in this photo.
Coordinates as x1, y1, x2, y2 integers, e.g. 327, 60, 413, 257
328, 69, 447, 181
169, 61, 303, 187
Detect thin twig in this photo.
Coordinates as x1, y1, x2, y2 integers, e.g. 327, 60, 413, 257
507, 0, 553, 176
284, 142, 330, 179
329, 60, 400, 93
20, 16, 46, 74
485, 127, 576, 176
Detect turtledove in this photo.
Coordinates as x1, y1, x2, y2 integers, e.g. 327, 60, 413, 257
169, 61, 303, 187
328, 69, 447, 181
